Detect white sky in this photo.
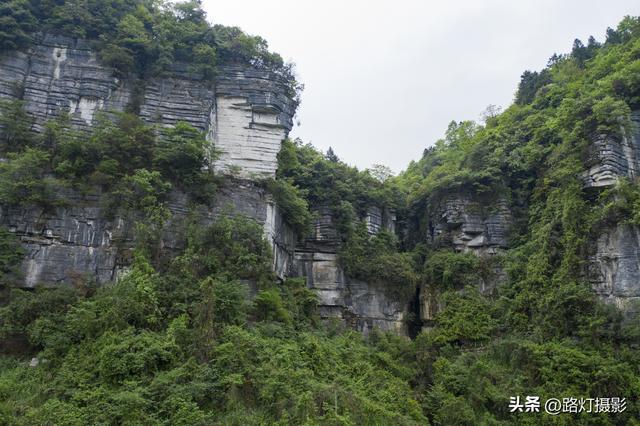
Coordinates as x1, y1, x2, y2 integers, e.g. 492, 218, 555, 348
202, 0, 640, 173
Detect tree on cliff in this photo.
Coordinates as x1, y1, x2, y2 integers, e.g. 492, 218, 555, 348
0, 0, 36, 51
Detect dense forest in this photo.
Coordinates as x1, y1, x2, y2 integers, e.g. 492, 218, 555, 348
0, 1, 639, 424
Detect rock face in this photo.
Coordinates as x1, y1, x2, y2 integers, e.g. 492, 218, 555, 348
4, 33, 640, 332
0, 34, 402, 335
581, 112, 640, 188
585, 112, 640, 315
0, 34, 297, 285
293, 207, 406, 335
0, 181, 294, 287
418, 194, 512, 326
588, 224, 640, 316
0, 33, 296, 178
428, 194, 512, 256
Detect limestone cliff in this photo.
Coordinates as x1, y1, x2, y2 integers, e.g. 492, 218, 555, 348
0, 34, 296, 281
3, 33, 640, 336
418, 110, 640, 323
293, 207, 406, 335
584, 111, 640, 315
0, 34, 403, 334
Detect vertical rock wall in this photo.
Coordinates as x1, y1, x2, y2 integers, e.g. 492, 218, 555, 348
293, 207, 406, 335
0, 181, 294, 287
584, 112, 640, 315
0, 35, 297, 286
417, 194, 512, 327
589, 224, 640, 316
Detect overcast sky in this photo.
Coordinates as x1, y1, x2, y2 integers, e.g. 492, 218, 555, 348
202, 0, 640, 173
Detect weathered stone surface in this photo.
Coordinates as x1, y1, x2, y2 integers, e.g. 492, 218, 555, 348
588, 223, 640, 316
0, 180, 294, 287
582, 112, 640, 315
416, 194, 512, 326
582, 112, 640, 188
293, 206, 406, 335
294, 251, 406, 335
209, 96, 287, 178
0, 35, 296, 179
0, 35, 297, 283
1, 194, 130, 287
0, 34, 411, 335
0, 34, 129, 132
365, 206, 396, 235
429, 195, 512, 256
138, 74, 215, 132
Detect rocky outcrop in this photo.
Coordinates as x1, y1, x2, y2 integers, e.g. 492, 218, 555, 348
293, 207, 406, 335
0, 33, 296, 179
0, 34, 404, 335
0, 180, 294, 287
429, 194, 512, 256
581, 112, 640, 315
581, 112, 640, 188
417, 194, 512, 327
365, 206, 396, 235
588, 223, 640, 316
0, 34, 299, 286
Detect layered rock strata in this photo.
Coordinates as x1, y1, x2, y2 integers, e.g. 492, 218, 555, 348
0, 33, 296, 179
584, 112, 640, 315
293, 207, 406, 335
0, 181, 294, 287
0, 34, 296, 285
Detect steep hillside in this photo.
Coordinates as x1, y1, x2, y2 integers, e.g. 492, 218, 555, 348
0, 1, 639, 424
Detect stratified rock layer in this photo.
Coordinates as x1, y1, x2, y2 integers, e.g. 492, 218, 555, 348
0, 34, 296, 178
429, 195, 512, 256
0, 34, 296, 285
589, 224, 640, 316
418, 194, 511, 326
0, 181, 294, 287
581, 112, 640, 188
582, 112, 640, 315
293, 207, 406, 335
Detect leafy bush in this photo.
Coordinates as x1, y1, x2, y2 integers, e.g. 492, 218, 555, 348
0, 100, 33, 151
0, 0, 36, 51
340, 223, 418, 301
422, 250, 480, 290
0, 228, 24, 286
0, 148, 64, 207
266, 178, 312, 237
429, 287, 498, 346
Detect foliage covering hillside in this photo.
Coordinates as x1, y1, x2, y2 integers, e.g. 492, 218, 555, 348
0, 3, 639, 424
0, 0, 297, 88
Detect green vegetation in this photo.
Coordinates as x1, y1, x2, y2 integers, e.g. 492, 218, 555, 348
391, 15, 640, 423
0, 0, 297, 89
0, 1, 36, 51
0, 217, 427, 425
0, 108, 217, 208
0, 229, 24, 286
0, 6, 640, 425
339, 223, 418, 301
274, 138, 415, 299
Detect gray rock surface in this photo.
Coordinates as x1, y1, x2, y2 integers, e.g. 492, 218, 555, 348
0, 180, 294, 287
293, 207, 406, 335
588, 223, 640, 316
418, 194, 512, 326
0, 34, 296, 178
581, 112, 640, 188
583, 112, 640, 315
0, 34, 403, 335
429, 194, 512, 256
0, 34, 297, 282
